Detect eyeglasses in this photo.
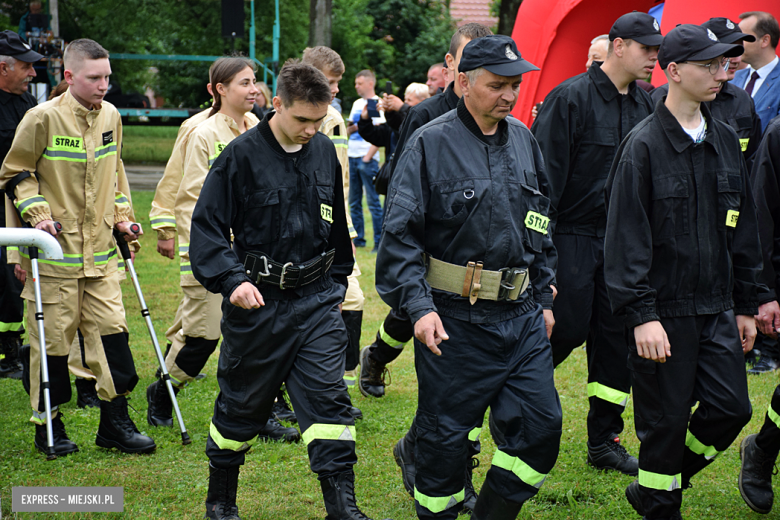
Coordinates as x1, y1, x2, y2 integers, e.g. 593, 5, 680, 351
684, 57, 730, 75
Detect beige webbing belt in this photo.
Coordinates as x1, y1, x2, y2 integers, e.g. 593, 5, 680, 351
425, 255, 529, 305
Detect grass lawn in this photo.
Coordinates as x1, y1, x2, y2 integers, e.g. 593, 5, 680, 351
122, 126, 180, 165
0, 191, 778, 519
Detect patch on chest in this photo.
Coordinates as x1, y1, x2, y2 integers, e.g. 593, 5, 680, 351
726, 210, 739, 228
52, 135, 83, 151
525, 211, 550, 234
739, 139, 749, 152
102, 131, 113, 146
215, 142, 228, 155
321, 204, 333, 223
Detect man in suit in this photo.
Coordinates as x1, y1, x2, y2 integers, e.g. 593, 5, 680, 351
734, 11, 780, 133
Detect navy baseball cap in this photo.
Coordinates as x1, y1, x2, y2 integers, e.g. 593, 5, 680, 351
458, 35, 539, 76
0, 31, 43, 62
701, 17, 756, 44
658, 24, 744, 69
609, 12, 664, 46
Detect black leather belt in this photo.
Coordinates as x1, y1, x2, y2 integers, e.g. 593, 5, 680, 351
243, 249, 335, 290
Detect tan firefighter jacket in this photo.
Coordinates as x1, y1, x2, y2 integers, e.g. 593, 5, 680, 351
320, 105, 357, 239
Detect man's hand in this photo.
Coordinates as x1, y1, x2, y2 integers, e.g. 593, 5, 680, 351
380, 93, 403, 112
361, 105, 369, 120
543, 309, 555, 338
737, 314, 758, 354
756, 300, 780, 338
634, 320, 671, 362
35, 219, 59, 236
551, 285, 558, 300
157, 238, 175, 260
115, 221, 142, 241
229, 282, 264, 309
347, 122, 358, 136
13, 264, 26, 283
414, 311, 449, 356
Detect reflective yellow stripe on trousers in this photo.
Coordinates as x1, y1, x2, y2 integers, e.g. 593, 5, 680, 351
301, 424, 356, 445
210, 421, 257, 451
414, 487, 465, 513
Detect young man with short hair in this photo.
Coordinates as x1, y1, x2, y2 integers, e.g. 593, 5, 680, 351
604, 25, 762, 519
190, 61, 386, 520
0, 38, 155, 456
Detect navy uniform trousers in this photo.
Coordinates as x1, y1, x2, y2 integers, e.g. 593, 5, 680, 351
413, 305, 562, 520
631, 310, 752, 518
206, 279, 358, 477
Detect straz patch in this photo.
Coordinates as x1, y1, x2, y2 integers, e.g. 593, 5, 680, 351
102, 131, 113, 146
726, 210, 739, 228
215, 142, 228, 155
320, 204, 333, 223
739, 138, 749, 152
52, 135, 83, 151
525, 211, 549, 234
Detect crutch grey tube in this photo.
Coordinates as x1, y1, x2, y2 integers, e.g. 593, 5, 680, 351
113, 228, 191, 445
0, 227, 64, 460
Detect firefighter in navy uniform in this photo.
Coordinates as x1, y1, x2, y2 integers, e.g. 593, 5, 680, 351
0, 30, 42, 379
531, 11, 662, 476
604, 25, 761, 520
189, 62, 389, 520
376, 35, 562, 520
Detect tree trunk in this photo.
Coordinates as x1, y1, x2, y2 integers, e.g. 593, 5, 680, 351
308, 0, 332, 47
497, 0, 523, 36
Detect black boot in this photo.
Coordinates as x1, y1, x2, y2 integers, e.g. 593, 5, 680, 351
146, 379, 178, 427
205, 463, 241, 520
321, 471, 391, 520
587, 434, 638, 476
462, 457, 479, 513
392, 433, 415, 498
96, 396, 157, 453
259, 417, 300, 443
471, 480, 523, 520
34, 413, 79, 457
75, 378, 100, 409
625, 480, 645, 516
349, 405, 363, 421
0, 333, 23, 379
358, 345, 390, 398
271, 388, 297, 423
739, 433, 776, 514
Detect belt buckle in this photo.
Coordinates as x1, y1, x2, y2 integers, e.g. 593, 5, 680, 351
498, 267, 523, 301
279, 262, 294, 290
251, 256, 270, 281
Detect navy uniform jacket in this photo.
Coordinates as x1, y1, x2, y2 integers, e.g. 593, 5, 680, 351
0, 89, 36, 227
751, 115, 780, 305
376, 99, 556, 325
189, 112, 354, 299
604, 101, 763, 328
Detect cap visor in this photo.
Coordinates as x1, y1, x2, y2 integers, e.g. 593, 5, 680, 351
721, 33, 756, 44
483, 60, 540, 77
633, 33, 664, 46
687, 42, 743, 62
15, 49, 44, 62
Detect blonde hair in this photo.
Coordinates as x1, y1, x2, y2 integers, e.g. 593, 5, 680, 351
405, 82, 430, 101
256, 81, 272, 108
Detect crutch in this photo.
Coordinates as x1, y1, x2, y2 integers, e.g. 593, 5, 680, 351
113, 224, 191, 445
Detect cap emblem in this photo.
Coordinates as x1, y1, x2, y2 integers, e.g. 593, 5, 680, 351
653, 19, 660, 31
22, 42, 31, 50
726, 19, 735, 30
707, 28, 718, 41
505, 45, 518, 60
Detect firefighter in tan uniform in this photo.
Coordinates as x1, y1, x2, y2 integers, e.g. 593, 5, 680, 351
302, 47, 366, 408
0, 39, 155, 456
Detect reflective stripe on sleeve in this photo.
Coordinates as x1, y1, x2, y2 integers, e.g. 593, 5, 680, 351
638, 469, 681, 491
16, 196, 49, 218
209, 421, 257, 451
587, 382, 629, 407
330, 135, 349, 149
115, 193, 130, 207
491, 449, 547, 489
379, 322, 406, 349
301, 424, 356, 445
414, 487, 464, 513
150, 216, 177, 229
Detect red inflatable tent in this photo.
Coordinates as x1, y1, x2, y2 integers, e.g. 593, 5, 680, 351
510, 0, 780, 126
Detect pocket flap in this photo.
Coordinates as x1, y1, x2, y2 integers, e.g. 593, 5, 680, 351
246, 189, 280, 208
717, 173, 742, 193
652, 176, 689, 199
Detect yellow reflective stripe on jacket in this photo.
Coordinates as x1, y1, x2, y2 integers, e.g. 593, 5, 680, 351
95, 143, 118, 161
180, 262, 192, 273
41, 147, 88, 162
468, 427, 482, 442
414, 487, 465, 513
16, 246, 84, 266
16, 195, 49, 218
301, 424, 356, 445
0, 320, 23, 333
94, 248, 118, 266
380, 322, 406, 349
150, 216, 176, 229
685, 431, 720, 460
768, 404, 780, 429
115, 193, 130, 207
587, 382, 629, 407
638, 469, 681, 491
210, 421, 257, 451
179, 243, 189, 255
330, 135, 348, 149
491, 449, 547, 489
